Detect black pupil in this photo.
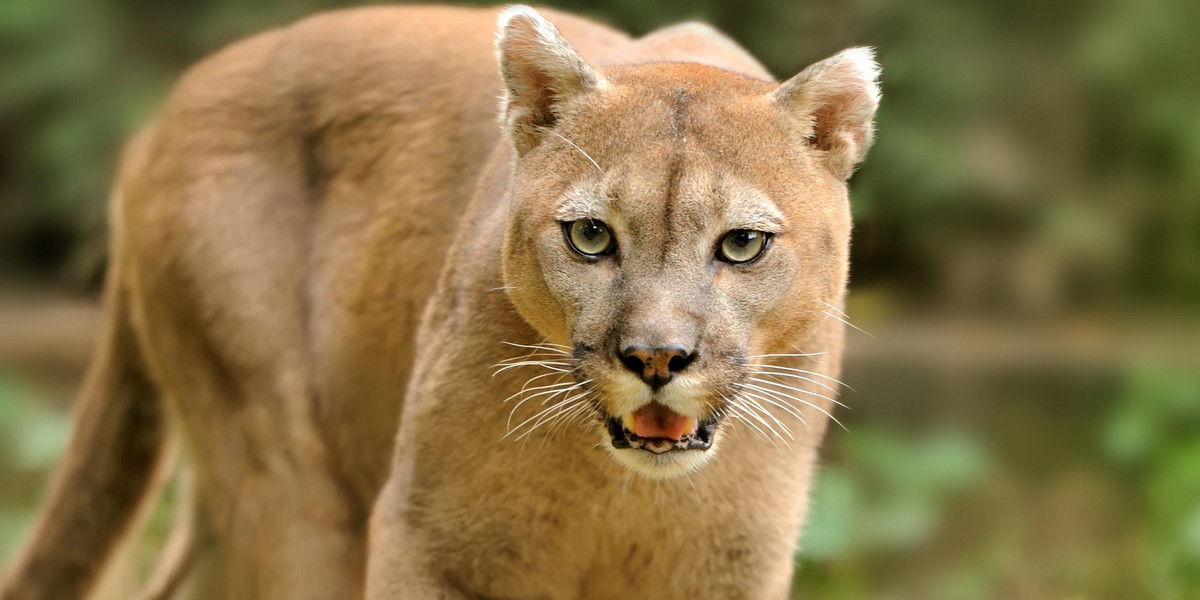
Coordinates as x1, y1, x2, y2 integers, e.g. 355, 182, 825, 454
731, 231, 758, 248
580, 221, 603, 242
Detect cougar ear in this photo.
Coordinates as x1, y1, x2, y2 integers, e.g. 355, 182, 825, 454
496, 5, 602, 155
772, 47, 881, 179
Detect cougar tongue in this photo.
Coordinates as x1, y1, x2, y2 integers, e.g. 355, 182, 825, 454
632, 403, 696, 440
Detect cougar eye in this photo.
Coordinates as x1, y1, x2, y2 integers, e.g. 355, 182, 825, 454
717, 229, 770, 264
564, 219, 615, 257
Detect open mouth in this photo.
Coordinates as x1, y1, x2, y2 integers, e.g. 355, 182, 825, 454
605, 402, 719, 454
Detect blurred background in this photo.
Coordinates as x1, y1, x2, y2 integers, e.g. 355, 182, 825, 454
1, 0, 1198, 597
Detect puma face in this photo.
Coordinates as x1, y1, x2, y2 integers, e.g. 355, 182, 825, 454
497, 7, 879, 478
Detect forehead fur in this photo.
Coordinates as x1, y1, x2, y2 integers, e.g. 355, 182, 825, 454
591, 63, 777, 139
555, 176, 785, 234
520, 62, 842, 223
551, 64, 820, 177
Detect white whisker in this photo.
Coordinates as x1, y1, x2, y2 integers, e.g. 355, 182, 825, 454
820, 300, 850, 318
503, 378, 581, 408
746, 352, 827, 360
493, 361, 573, 375
494, 355, 573, 364
750, 364, 855, 392
538, 397, 593, 450
823, 310, 876, 339
501, 341, 571, 354
682, 471, 701, 503
726, 394, 790, 447
501, 375, 571, 403
745, 377, 848, 409
509, 391, 588, 441
506, 380, 589, 431
560, 401, 595, 435
548, 398, 591, 433
725, 405, 774, 445
735, 382, 849, 432
739, 391, 809, 427
749, 368, 840, 394
495, 352, 571, 364
540, 127, 603, 174
492, 360, 573, 375
571, 403, 598, 429
736, 395, 794, 443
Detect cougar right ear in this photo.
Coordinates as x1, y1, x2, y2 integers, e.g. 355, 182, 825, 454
772, 47, 881, 179
496, 5, 603, 155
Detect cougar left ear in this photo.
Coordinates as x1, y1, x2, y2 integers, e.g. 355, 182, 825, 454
496, 5, 602, 155
772, 47, 881, 179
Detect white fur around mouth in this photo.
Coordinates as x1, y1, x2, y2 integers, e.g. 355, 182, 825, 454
600, 417, 722, 479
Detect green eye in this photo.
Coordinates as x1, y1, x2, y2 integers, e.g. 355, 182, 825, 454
718, 229, 770, 264
564, 219, 615, 256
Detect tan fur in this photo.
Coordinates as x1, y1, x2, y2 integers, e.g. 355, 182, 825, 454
1, 5, 878, 599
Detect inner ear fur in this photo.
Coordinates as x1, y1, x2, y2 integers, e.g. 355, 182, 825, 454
772, 47, 881, 179
496, 5, 601, 155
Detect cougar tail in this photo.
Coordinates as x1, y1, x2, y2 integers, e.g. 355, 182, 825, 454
1, 139, 168, 600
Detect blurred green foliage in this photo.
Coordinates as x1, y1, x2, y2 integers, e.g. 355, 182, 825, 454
791, 366, 1200, 599
797, 427, 992, 599
802, 427, 988, 560
1103, 368, 1200, 598
0, 374, 69, 558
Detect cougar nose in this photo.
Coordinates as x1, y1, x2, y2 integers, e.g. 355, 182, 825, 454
619, 345, 697, 390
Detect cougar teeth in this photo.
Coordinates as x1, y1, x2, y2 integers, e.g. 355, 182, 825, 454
621, 412, 637, 433
681, 416, 698, 437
